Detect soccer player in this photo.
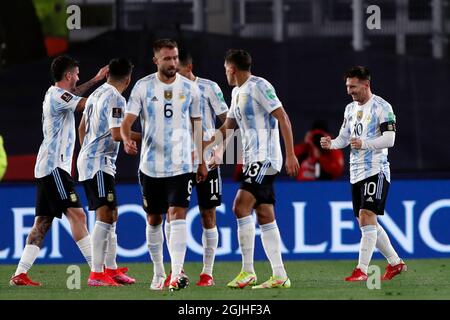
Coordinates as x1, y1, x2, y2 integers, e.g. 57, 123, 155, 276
121, 39, 207, 291
77, 58, 138, 286
165, 51, 229, 287
207, 49, 299, 289
320, 66, 407, 281
10, 55, 108, 286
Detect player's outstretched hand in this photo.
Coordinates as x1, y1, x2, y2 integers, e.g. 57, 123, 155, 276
124, 139, 138, 155
285, 154, 299, 177
196, 163, 208, 183
320, 136, 332, 149
95, 65, 109, 82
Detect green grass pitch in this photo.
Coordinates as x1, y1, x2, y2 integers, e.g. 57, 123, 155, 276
0, 259, 449, 300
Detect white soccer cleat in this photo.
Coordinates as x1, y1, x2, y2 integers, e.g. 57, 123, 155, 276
150, 273, 167, 290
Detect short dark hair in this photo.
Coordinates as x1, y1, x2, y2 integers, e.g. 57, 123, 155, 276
153, 39, 178, 54
225, 49, 252, 71
108, 57, 133, 81
178, 50, 193, 66
344, 66, 371, 81
51, 55, 79, 82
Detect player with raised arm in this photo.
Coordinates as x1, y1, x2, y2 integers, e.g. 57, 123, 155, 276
10, 55, 107, 286
320, 66, 406, 281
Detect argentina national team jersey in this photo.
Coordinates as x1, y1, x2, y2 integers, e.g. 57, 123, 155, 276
195, 77, 229, 141
126, 73, 201, 178
228, 75, 283, 172
77, 83, 125, 181
34, 86, 82, 178
192, 77, 229, 171
339, 94, 396, 184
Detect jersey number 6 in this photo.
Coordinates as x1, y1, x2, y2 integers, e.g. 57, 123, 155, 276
164, 103, 173, 118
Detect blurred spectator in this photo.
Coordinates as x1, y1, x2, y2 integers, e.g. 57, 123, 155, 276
295, 121, 344, 181
0, 134, 7, 181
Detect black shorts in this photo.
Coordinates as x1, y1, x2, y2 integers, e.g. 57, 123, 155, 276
195, 167, 222, 210
35, 167, 82, 219
239, 161, 278, 207
139, 171, 194, 214
82, 171, 117, 211
351, 172, 390, 217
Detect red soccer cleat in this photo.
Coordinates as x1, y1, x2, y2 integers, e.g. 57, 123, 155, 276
9, 273, 41, 286
382, 261, 407, 280
196, 273, 215, 287
345, 268, 368, 282
117, 267, 129, 274
164, 270, 172, 288
105, 267, 136, 285
88, 271, 122, 287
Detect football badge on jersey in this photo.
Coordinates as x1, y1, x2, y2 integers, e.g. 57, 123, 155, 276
107, 193, 114, 202
357, 110, 363, 122
61, 92, 73, 103
112, 107, 123, 118
164, 90, 173, 100
69, 192, 78, 203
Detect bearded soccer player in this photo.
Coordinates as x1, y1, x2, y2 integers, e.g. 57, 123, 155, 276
121, 39, 207, 291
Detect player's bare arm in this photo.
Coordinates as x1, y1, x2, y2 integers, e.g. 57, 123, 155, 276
78, 114, 86, 146
120, 113, 139, 155
111, 127, 142, 143
75, 97, 87, 112
271, 106, 299, 177
73, 65, 109, 96
205, 117, 237, 169
191, 116, 208, 183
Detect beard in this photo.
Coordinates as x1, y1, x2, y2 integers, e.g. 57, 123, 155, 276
161, 67, 177, 78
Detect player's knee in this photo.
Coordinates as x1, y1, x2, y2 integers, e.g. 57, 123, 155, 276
200, 209, 216, 228
147, 214, 163, 226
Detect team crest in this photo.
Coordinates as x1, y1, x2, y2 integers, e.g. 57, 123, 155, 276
70, 193, 78, 203
357, 110, 363, 121
107, 193, 114, 202
164, 90, 173, 100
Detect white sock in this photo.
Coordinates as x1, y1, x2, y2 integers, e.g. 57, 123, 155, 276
260, 221, 287, 279
91, 221, 111, 272
237, 215, 255, 274
201, 227, 218, 276
146, 223, 165, 276
357, 225, 378, 274
15, 244, 40, 276
105, 222, 118, 270
376, 224, 402, 266
164, 220, 171, 259
169, 219, 187, 279
76, 235, 92, 269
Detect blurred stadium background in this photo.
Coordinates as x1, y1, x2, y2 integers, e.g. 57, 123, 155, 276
0, 0, 449, 298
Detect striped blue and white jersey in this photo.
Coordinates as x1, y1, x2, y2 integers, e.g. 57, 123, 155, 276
195, 77, 229, 141
35, 86, 82, 178
126, 73, 201, 178
227, 75, 283, 172
337, 94, 396, 184
77, 83, 125, 181
192, 77, 229, 171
